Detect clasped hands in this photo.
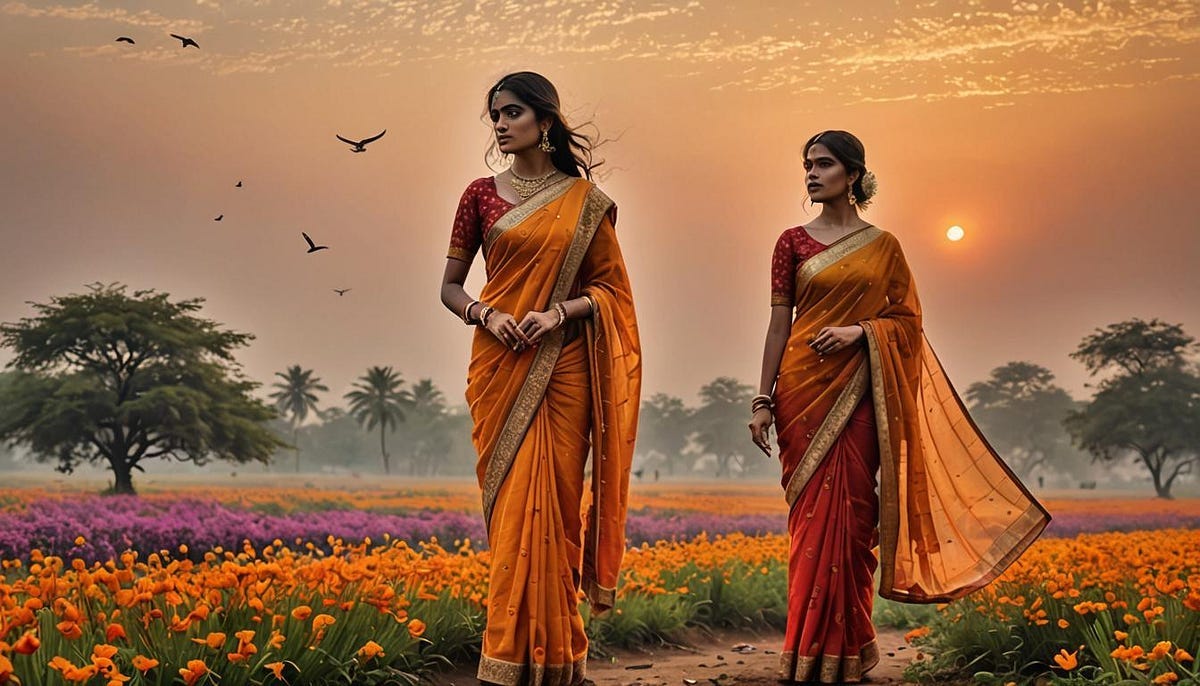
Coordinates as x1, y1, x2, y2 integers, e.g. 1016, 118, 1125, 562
484, 308, 564, 352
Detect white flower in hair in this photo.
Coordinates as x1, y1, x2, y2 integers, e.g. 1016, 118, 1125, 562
858, 171, 878, 208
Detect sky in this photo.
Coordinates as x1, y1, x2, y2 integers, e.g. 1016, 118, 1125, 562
0, 0, 1197, 409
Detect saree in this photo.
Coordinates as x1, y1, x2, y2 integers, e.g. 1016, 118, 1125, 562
774, 226, 1050, 682
465, 177, 641, 685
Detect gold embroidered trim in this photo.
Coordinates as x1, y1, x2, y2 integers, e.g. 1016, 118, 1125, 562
483, 176, 577, 255
863, 322, 900, 599
477, 654, 586, 686
770, 294, 793, 307
481, 184, 615, 525
794, 226, 882, 298
779, 639, 879, 683
783, 362, 869, 508
582, 576, 616, 609
447, 246, 475, 262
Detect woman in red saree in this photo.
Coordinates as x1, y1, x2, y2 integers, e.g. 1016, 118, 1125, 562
749, 130, 1049, 683
439, 72, 640, 685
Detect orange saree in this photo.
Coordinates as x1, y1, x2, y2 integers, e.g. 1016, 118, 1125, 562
774, 226, 1049, 683
465, 177, 640, 685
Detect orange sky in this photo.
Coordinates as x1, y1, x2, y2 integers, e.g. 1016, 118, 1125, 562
0, 0, 1197, 407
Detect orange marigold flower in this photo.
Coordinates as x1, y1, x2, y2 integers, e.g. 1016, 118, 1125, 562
1152, 673, 1179, 685
265, 661, 286, 680
132, 655, 159, 673
1053, 648, 1079, 671
408, 618, 427, 638
74, 536, 86, 546
0, 655, 14, 682
290, 605, 312, 621
358, 640, 385, 660
903, 626, 931, 643
1124, 613, 1140, 626
191, 632, 226, 650
13, 631, 40, 654
179, 659, 207, 686
57, 620, 83, 640
1151, 641, 1173, 660
1175, 648, 1194, 663
1114, 630, 1129, 642
1057, 619, 1070, 629
92, 644, 119, 659
312, 614, 336, 631
106, 623, 127, 642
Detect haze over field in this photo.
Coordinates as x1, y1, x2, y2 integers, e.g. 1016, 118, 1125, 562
1, 0, 1197, 406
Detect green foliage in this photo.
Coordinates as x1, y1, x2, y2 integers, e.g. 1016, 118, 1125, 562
344, 367, 413, 475
691, 377, 757, 478
0, 283, 285, 493
965, 362, 1083, 481
637, 393, 693, 476
1066, 318, 1200, 498
269, 365, 329, 472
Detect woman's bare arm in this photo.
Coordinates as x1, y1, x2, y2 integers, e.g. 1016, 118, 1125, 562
758, 305, 794, 396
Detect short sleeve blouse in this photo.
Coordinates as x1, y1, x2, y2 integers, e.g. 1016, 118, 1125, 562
447, 177, 514, 261
770, 226, 830, 307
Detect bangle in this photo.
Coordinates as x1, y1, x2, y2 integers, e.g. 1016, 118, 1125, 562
751, 394, 774, 414
554, 302, 568, 329
584, 295, 597, 316
462, 300, 481, 324
480, 305, 495, 327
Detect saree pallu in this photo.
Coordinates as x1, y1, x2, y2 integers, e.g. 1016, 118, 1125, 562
466, 177, 640, 685
775, 227, 1050, 682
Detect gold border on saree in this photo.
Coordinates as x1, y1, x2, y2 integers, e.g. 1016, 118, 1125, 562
794, 226, 882, 297
483, 175, 577, 256
478, 654, 587, 686
783, 361, 869, 508
481, 184, 615, 525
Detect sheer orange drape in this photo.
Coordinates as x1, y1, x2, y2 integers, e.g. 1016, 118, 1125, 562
466, 178, 639, 686
774, 226, 1049, 679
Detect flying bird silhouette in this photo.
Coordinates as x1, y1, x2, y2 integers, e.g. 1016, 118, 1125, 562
169, 33, 199, 48
336, 130, 386, 153
302, 232, 329, 253
214, 214, 223, 221
235, 181, 243, 188
333, 288, 351, 296
115, 37, 135, 44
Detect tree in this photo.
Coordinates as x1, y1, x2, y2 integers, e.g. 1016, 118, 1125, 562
402, 378, 452, 476
965, 362, 1077, 480
344, 366, 412, 475
1065, 318, 1200, 499
691, 377, 756, 478
0, 283, 285, 494
268, 365, 328, 472
636, 393, 693, 475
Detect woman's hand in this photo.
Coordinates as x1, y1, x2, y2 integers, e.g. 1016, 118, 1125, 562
809, 325, 864, 355
517, 309, 563, 345
485, 311, 533, 352
748, 408, 774, 457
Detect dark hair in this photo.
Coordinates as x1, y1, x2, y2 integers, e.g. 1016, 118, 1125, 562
484, 71, 600, 179
802, 130, 875, 207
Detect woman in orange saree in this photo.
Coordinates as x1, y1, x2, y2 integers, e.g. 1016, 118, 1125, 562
440, 72, 640, 686
750, 130, 1049, 683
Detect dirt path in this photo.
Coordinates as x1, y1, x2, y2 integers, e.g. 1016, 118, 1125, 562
427, 627, 916, 685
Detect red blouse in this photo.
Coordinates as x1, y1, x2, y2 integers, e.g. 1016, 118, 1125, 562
770, 226, 830, 307
447, 177, 514, 262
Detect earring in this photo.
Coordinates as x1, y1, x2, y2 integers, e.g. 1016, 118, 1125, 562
847, 184, 857, 206
539, 129, 556, 153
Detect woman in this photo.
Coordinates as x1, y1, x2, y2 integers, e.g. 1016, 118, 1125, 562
439, 71, 640, 686
749, 130, 1049, 683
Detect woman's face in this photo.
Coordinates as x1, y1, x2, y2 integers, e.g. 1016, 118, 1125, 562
803, 143, 857, 204
490, 89, 544, 155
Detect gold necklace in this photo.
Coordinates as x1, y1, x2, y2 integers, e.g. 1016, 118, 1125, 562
509, 167, 563, 200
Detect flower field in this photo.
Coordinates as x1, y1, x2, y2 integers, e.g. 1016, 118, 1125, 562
0, 478, 1198, 685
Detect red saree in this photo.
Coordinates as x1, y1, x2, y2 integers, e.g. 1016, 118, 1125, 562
463, 177, 640, 685
773, 226, 1049, 683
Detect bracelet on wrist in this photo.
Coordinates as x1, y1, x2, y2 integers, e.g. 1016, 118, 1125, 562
462, 300, 481, 325
554, 302, 568, 329
480, 305, 495, 327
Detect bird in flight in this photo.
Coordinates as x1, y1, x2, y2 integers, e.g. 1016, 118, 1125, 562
302, 232, 329, 253
336, 130, 386, 153
235, 181, 243, 188
169, 33, 199, 48
214, 214, 223, 221
333, 288, 352, 296
115, 37, 135, 44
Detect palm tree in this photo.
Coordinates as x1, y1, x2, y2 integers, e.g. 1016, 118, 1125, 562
268, 365, 328, 472
405, 378, 450, 475
345, 366, 412, 474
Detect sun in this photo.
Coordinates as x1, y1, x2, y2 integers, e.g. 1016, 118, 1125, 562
946, 225, 965, 242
